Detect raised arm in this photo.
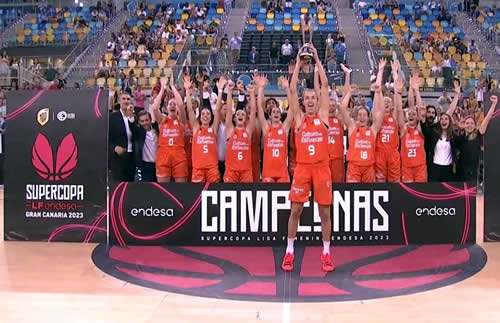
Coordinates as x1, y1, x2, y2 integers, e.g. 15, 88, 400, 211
340, 63, 351, 96
212, 76, 227, 135
151, 78, 166, 124
289, 54, 303, 122
371, 58, 386, 135
254, 73, 269, 134
479, 95, 498, 135
314, 65, 321, 99
310, 44, 329, 121
280, 75, 295, 133
339, 84, 356, 132
394, 77, 406, 135
410, 73, 424, 109
446, 80, 461, 118
407, 74, 415, 110
170, 76, 187, 124
184, 75, 197, 131
225, 81, 235, 138
246, 83, 257, 135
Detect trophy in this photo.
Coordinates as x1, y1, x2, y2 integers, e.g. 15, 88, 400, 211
299, 14, 316, 62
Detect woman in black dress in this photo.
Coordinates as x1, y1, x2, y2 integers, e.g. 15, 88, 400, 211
456, 95, 498, 182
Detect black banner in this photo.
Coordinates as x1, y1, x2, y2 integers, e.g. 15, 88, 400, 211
484, 92, 500, 242
109, 182, 476, 246
4, 89, 108, 242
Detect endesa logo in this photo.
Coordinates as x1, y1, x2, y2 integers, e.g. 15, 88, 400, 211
416, 206, 456, 217
32, 133, 78, 181
131, 207, 174, 217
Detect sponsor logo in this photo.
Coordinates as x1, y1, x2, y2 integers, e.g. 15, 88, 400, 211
416, 207, 456, 217
57, 111, 67, 122
32, 133, 78, 181
37, 108, 50, 126
314, 119, 321, 126
131, 207, 174, 217
389, 117, 394, 122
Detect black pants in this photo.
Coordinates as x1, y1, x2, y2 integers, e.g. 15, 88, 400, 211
218, 161, 225, 182
140, 161, 157, 182
110, 152, 135, 182
428, 163, 454, 182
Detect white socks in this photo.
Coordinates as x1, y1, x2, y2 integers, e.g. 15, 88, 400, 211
286, 238, 330, 255
323, 240, 330, 255
286, 238, 295, 254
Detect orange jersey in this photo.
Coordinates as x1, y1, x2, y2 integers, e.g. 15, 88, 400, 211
401, 126, 426, 167
158, 117, 185, 150
226, 128, 252, 171
192, 126, 218, 169
347, 127, 375, 166
376, 114, 399, 151
328, 116, 344, 159
295, 114, 329, 164
263, 125, 288, 178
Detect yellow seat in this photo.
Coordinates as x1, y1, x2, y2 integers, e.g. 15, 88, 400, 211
181, 13, 189, 20
47, 34, 55, 43
432, 20, 440, 28
267, 12, 274, 19
24, 29, 31, 36
257, 24, 265, 31
217, 7, 224, 14
379, 37, 388, 46
418, 60, 427, 68
284, 18, 291, 24
392, 24, 400, 33
143, 68, 152, 77
145, 19, 153, 26
448, 46, 456, 55
393, 8, 401, 15
462, 69, 472, 80
478, 61, 486, 69
472, 69, 482, 78
415, 20, 423, 27
292, 24, 300, 31
477, 15, 485, 23
472, 53, 480, 62
32, 34, 40, 43
319, 19, 326, 25
453, 53, 462, 62
364, 19, 372, 26
378, 13, 386, 20
401, 25, 409, 32
426, 77, 436, 88
374, 24, 383, 32
424, 52, 432, 61
153, 68, 162, 77
462, 53, 471, 62
162, 51, 170, 60
86, 78, 96, 88
422, 68, 431, 78
107, 77, 116, 87
300, 7, 308, 14
404, 52, 413, 61
370, 13, 378, 20
248, 18, 256, 24
318, 13, 325, 20
16, 35, 24, 43
398, 19, 406, 26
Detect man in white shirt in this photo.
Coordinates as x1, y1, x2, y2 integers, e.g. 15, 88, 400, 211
281, 39, 293, 65
229, 32, 242, 65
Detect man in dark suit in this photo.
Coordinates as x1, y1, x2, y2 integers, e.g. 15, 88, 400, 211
248, 46, 260, 70
130, 110, 158, 182
108, 92, 135, 182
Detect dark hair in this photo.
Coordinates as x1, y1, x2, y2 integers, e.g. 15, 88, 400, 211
439, 113, 454, 140
137, 110, 151, 119
426, 105, 437, 115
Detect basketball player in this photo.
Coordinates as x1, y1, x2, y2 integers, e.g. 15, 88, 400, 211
254, 74, 294, 183
186, 75, 226, 183
341, 59, 385, 183
398, 73, 427, 182
374, 60, 402, 182
282, 45, 334, 272
327, 64, 351, 183
223, 81, 257, 183
152, 76, 188, 182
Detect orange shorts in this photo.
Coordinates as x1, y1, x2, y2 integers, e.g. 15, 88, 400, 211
329, 158, 345, 183
223, 169, 253, 183
402, 164, 428, 183
263, 166, 290, 183
156, 150, 188, 180
375, 149, 401, 182
192, 167, 221, 183
346, 163, 375, 183
290, 162, 332, 206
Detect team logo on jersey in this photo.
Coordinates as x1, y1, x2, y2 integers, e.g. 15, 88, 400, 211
333, 119, 338, 124
314, 119, 321, 126
173, 120, 178, 125
414, 130, 419, 135
389, 117, 394, 122
278, 129, 283, 135
243, 132, 248, 138
366, 131, 371, 136
208, 128, 213, 133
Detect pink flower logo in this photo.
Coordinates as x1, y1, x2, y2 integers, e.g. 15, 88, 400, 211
32, 133, 78, 181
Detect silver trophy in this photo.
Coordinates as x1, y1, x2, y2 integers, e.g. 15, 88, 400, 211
299, 14, 315, 61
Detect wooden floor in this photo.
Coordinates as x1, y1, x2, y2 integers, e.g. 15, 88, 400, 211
1, 191, 500, 323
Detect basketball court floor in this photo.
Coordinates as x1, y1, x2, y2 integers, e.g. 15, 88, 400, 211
1, 190, 500, 323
